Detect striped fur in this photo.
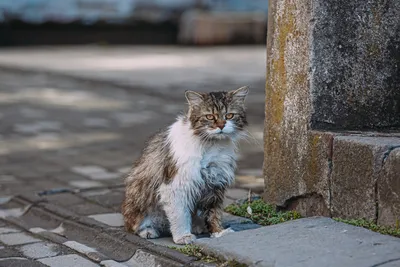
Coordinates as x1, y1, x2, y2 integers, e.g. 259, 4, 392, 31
122, 86, 249, 244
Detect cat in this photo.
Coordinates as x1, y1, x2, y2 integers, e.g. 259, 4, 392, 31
122, 86, 249, 244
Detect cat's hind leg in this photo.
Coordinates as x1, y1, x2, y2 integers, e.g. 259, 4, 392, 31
191, 210, 208, 235
137, 211, 166, 239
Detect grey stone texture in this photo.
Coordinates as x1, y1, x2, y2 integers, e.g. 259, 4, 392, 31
38, 254, 99, 267
379, 147, 400, 225
196, 217, 400, 267
0, 232, 41, 246
311, 0, 400, 130
264, 0, 400, 223
332, 137, 400, 221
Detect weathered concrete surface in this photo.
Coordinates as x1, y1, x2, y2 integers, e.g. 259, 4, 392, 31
379, 148, 400, 226
196, 217, 400, 267
332, 137, 400, 221
264, 0, 332, 216
311, 0, 400, 130
264, 0, 400, 222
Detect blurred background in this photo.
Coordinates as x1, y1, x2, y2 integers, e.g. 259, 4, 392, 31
0, 0, 267, 203
0, 0, 267, 46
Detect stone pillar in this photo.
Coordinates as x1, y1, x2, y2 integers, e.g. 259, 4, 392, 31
264, 0, 400, 225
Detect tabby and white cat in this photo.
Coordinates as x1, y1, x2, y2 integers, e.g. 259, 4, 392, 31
122, 86, 249, 244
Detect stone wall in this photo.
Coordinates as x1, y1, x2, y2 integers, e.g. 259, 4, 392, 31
264, 0, 400, 226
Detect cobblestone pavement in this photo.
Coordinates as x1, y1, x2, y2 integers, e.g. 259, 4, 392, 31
0, 46, 265, 266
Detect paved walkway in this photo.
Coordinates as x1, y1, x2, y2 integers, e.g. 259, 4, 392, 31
0, 46, 265, 266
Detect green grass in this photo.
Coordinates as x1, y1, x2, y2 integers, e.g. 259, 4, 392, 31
224, 199, 302, 226
333, 218, 400, 238
224, 198, 400, 238
169, 245, 247, 266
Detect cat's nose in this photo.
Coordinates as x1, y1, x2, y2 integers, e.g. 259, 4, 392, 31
216, 121, 226, 130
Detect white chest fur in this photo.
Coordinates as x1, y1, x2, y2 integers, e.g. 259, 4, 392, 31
161, 119, 237, 207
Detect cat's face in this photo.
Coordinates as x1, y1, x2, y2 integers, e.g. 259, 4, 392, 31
185, 86, 249, 140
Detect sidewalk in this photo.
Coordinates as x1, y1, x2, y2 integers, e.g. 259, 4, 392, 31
1, 46, 398, 267
0, 46, 265, 266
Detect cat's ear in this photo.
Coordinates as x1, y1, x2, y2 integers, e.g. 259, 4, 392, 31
229, 86, 249, 102
185, 90, 204, 106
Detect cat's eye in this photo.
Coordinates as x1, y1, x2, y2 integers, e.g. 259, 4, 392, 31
206, 114, 215, 120
225, 113, 234, 119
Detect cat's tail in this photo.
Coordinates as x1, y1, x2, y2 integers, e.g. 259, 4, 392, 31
121, 197, 144, 233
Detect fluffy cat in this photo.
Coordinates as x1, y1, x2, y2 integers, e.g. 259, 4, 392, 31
122, 86, 249, 244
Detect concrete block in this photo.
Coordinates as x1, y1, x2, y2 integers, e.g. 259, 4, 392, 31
196, 217, 400, 267
331, 137, 400, 220
264, 131, 333, 217
311, 0, 400, 130
378, 147, 400, 226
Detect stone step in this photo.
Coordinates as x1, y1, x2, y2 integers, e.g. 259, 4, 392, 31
196, 217, 400, 267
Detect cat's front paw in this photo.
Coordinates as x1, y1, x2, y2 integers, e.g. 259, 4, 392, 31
173, 234, 196, 245
138, 227, 159, 239
210, 228, 235, 238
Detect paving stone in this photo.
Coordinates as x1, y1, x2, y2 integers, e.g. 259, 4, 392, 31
19, 107, 46, 118
100, 260, 128, 267
0, 175, 18, 183
0, 232, 41, 245
81, 189, 111, 197
38, 254, 99, 267
89, 172, 120, 180
63, 241, 96, 255
44, 193, 85, 206
0, 247, 22, 258
33, 133, 60, 141
0, 258, 48, 267
71, 166, 107, 177
117, 167, 131, 175
83, 191, 124, 210
83, 118, 110, 128
69, 180, 104, 189
14, 121, 62, 134
19, 242, 60, 259
71, 203, 113, 216
113, 111, 155, 126
88, 213, 124, 227
0, 227, 20, 234
0, 197, 12, 205
122, 249, 178, 267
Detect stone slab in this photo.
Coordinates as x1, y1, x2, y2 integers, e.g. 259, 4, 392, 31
379, 147, 400, 226
332, 136, 400, 220
196, 217, 400, 267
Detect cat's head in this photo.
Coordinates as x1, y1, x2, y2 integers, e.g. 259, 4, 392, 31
185, 86, 249, 141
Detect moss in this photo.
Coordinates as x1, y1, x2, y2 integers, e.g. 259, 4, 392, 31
224, 199, 302, 226
169, 245, 247, 267
334, 218, 400, 238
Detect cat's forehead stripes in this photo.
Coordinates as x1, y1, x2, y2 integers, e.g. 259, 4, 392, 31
206, 92, 230, 113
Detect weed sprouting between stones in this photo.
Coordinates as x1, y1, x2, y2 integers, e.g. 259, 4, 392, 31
169, 245, 247, 267
224, 199, 302, 226
225, 198, 400, 238
333, 218, 400, 238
